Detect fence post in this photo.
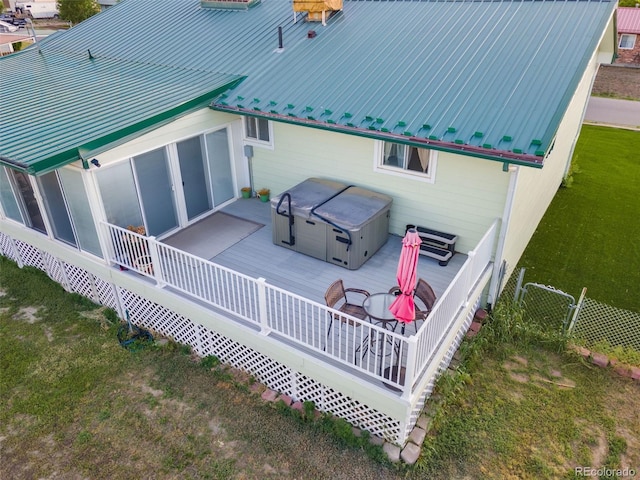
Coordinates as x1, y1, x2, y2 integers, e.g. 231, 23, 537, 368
256, 277, 271, 335
514, 267, 526, 303
566, 287, 587, 334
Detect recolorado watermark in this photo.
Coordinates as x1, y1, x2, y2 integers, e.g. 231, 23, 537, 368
575, 466, 636, 477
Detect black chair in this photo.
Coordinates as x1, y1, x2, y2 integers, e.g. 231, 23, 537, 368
324, 279, 370, 358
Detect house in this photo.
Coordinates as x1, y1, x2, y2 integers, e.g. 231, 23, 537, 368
0, 0, 616, 446
617, 6, 640, 64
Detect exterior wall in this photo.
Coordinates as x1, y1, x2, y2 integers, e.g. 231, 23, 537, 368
616, 33, 640, 64
92, 109, 247, 191
250, 123, 509, 253
496, 40, 608, 292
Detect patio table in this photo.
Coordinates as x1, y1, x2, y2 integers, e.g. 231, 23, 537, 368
362, 293, 407, 390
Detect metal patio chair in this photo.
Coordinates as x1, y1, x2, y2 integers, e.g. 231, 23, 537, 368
324, 279, 370, 360
389, 278, 437, 334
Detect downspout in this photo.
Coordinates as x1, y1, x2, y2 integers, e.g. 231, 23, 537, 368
487, 164, 519, 307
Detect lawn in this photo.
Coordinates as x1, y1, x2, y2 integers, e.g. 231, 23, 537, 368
0, 259, 404, 480
517, 125, 640, 313
413, 303, 640, 480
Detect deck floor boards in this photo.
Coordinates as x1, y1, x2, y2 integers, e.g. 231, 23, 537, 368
207, 199, 466, 305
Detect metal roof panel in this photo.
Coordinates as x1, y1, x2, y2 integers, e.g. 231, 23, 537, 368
618, 7, 640, 34
0, 0, 616, 172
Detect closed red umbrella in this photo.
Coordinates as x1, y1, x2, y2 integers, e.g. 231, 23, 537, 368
389, 228, 422, 324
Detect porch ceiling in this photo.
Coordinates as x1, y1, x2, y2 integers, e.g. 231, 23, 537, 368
0, 49, 244, 175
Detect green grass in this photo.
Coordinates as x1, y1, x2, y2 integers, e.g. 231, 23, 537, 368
517, 125, 640, 312
0, 258, 403, 480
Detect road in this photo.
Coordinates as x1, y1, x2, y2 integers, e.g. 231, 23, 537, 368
584, 97, 640, 129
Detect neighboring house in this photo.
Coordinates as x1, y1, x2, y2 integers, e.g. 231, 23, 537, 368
0, 0, 616, 446
617, 6, 640, 64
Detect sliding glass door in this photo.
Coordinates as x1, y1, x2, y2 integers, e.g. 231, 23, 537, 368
133, 148, 178, 237
177, 136, 211, 221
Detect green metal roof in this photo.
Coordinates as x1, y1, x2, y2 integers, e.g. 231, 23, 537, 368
0, 49, 243, 174
0, 0, 615, 173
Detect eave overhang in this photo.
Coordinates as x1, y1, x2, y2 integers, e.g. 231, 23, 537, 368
0, 78, 245, 176
211, 104, 545, 169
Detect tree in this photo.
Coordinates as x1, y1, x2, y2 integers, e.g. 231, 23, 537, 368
57, 0, 100, 25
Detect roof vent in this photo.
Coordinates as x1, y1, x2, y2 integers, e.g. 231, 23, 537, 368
293, 0, 342, 26
201, 0, 261, 10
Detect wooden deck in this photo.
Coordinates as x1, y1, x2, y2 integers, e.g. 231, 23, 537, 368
174, 198, 466, 309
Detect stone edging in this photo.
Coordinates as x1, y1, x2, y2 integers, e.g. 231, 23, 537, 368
571, 345, 640, 381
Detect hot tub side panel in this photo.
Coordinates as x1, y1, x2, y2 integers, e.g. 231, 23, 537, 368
326, 207, 391, 269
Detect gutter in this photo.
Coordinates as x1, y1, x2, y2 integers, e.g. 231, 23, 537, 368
487, 164, 519, 307
210, 104, 546, 169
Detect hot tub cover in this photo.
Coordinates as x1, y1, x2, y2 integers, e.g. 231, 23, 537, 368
312, 186, 393, 230
270, 177, 347, 218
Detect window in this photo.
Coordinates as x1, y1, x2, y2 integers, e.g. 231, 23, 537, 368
619, 34, 636, 50
378, 141, 437, 181
244, 116, 272, 146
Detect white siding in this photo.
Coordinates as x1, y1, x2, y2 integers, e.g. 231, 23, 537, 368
251, 122, 509, 252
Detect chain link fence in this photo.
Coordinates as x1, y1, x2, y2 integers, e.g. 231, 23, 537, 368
509, 268, 640, 353
570, 297, 640, 351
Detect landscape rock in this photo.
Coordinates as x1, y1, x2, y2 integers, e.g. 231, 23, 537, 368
261, 389, 278, 402
591, 352, 609, 368
400, 442, 421, 465
383, 442, 401, 463
408, 426, 426, 446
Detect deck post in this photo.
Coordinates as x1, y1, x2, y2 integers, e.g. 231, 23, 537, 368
401, 335, 418, 401
9, 237, 23, 268
146, 237, 166, 287
256, 277, 271, 335
463, 250, 476, 307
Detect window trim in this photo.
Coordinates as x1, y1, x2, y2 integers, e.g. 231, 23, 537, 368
242, 116, 274, 149
374, 140, 437, 184
619, 33, 637, 50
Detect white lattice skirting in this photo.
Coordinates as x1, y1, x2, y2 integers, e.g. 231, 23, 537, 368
0, 231, 485, 445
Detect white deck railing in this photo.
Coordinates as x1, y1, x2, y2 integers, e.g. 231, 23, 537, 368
409, 219, 499, 390
101, 219, 498, 394
102, 222, 410, 388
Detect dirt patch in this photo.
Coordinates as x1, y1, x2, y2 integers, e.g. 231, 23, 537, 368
12, 306, 41, 323
592, 64, 640, 100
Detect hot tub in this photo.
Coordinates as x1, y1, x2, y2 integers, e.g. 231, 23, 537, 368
271, 179, 392, 269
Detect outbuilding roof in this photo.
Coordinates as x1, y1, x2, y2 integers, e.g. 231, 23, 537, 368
0, 0, 615, 174
618, 7, 640, 34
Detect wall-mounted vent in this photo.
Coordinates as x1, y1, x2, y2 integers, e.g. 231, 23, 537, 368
201, 0, 261, 10
293, 0, 342, 25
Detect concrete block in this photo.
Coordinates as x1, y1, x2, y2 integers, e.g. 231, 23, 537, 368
369, 435, 385, 446
408, 426, 426, 446
400, 442, 421, 465
416, 414, 432, 432
590, 352, 609, 368
261, 389, 278, 402
469, 321, 482, 333
631, 366, 640, 381
291, 401, 304, 412
383, 442, 401, 463
277, 394, 292, 406
572, 346, 591, 359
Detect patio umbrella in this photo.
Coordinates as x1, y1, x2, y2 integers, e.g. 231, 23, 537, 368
389, 228, 422, 325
